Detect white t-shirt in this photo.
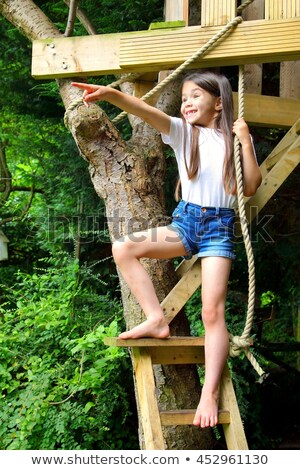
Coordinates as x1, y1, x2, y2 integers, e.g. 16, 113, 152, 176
162, 117, 237, 209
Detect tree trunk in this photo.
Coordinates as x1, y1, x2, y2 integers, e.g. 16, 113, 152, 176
0, 0, 214, 449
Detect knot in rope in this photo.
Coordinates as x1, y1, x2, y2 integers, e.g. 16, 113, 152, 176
229, 334, 252, 358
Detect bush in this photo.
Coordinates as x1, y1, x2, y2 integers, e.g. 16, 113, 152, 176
0, 255, 138, 449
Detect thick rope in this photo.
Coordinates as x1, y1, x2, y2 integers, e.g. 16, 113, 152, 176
229, 65, 265, 377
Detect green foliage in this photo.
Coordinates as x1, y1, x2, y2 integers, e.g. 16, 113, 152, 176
0, 255, 138, 450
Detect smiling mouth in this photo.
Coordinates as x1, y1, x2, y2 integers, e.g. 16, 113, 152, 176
185, 110, 197, 117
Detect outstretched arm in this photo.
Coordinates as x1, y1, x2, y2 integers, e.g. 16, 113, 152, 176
233, 118, 262, 197
71, 82, 171, 135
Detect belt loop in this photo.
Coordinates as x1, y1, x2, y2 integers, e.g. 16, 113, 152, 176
183, 201, 188, 213
215, 207, 220, 216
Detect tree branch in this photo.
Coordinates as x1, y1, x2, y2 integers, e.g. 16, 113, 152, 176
64, 0, 78, 37
63, 0, 97, 35
0, 144, 12, 203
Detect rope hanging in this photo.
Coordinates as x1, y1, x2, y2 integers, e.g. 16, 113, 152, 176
64, 0, 265, 377
229, 65, 265, 377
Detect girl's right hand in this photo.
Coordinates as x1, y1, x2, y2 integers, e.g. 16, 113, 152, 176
71, 82, 107, 107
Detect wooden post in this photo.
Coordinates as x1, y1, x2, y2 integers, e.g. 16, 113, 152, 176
219, 365, 249, 450
201, 0, 236, 26
158, 0, 189, 83
265, 0, 300, 99
134, 1, 189, 100
242, 0, 264, 94
131, 347, 165, 449
164, 0, 189, 23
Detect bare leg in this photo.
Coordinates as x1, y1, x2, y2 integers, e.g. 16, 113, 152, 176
193, 256, 231, 428
112, 226, 187, 339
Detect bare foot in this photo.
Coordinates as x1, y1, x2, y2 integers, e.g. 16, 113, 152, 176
119, 318, 170, 339
193, 389, 219, 428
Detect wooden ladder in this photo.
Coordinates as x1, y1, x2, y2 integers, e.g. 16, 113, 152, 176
104, 336, 248, 450
103, 117, 300, 450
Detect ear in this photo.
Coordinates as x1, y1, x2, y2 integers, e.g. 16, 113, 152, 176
215, 97, 222, 111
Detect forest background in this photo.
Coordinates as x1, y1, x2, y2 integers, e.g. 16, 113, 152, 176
0, 0, 299, 451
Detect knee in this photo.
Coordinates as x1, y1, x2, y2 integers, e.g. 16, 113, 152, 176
112, 238, 136, 266
112, 239, 126, 265
201, 305, 223, 328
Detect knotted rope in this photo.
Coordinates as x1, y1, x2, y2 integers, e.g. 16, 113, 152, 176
229, 64, 265, 377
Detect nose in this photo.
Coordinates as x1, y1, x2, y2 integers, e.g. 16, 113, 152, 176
184, 97, 193, 106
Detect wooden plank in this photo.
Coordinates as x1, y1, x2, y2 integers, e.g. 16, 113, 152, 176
201, 0, 236, 26
149, 345, 204, 364
131, 347, 165, 450
219, 365, 248, 450
161, 259, 202, 323
165, 0, 189, 23
233, 93, 300, 128
160, 409, 230, 425
104, 335, 206, 348
31, 18, 300, 78
119, 18, 300, 70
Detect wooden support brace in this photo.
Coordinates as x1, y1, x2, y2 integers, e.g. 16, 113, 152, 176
161, 258, 202, 324
262, 118, 300, 175
219, 365, 249, 450
131, 347, 165, 450
245, 133, 300, 221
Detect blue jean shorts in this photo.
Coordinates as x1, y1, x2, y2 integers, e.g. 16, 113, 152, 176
170, 200, 236, 260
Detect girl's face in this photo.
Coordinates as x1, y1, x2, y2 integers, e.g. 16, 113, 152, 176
181, 80, 222, 128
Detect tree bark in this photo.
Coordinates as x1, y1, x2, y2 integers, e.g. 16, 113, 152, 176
0, 0, 213, 449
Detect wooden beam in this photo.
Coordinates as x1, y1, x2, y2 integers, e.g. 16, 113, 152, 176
104, 336, 206, 348
233, 93, 300, 128
32, 18, 300, 78
160, 409, 230, 425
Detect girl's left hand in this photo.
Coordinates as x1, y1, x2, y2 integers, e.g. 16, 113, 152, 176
232, 118, 251, 145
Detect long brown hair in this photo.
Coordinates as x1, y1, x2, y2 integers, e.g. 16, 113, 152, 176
175, 72, 236, 201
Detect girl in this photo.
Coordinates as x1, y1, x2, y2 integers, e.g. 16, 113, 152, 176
72, 72, 262, 428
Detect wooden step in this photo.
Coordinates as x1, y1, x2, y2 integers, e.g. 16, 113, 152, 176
104, 336, 206, 364
104, 336, 206, 347
160, 409, 230, 426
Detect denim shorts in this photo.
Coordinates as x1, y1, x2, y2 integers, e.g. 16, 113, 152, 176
170, 200, 236, 260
